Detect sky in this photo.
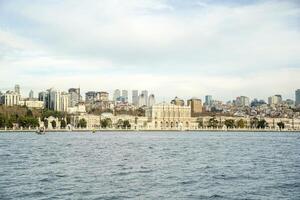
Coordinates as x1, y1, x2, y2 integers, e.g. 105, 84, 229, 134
0, 0, 300, 102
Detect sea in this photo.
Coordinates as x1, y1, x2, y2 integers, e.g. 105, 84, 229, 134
0, 131, 300, 200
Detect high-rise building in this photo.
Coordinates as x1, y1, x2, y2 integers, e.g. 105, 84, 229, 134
138, 94, 146, 107
85, 91, 97, 103
171, 97, 184, 106
205, 95, 212, 106
268, 95, 282, 106
113, 89, 121, 102
69, 88, 81, 107
60, 92, 69, 112
2, 91, 21, 106
148, 94, 156, 107
122, 90, 128, 103
132, 90, 139, 106
251, 99, 266, 107
187, 98, 202, 117
38, 91, 48, 108
285, 99, 294, 106
235, 96, 250, 107
48, 88, 61, 111
14, 84, 20, 94
29, 90, 34, 99
48, 89, 70, 111
295, 89, 300, 107
141, 90, 148, 106
96, 91, 109, 102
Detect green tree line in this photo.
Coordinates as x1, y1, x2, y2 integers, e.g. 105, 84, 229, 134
0, 105, 67, 129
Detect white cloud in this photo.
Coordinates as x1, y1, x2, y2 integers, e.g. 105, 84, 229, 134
0, 0, 299, 101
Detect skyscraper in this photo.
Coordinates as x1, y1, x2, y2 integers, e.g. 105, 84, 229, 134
85, 91, 97, 103
14, 84, 20, 94
138, 94, 146, 107
96, 91, 109, 102
268, 95, 282, 105
113, 89, 121, 101
187, 98, 203, 117
205, 95, 212, 106
296, 89, 300, 107
29, 90, 34, 99
235, 96, 250, 107
60, 92, 69, 112
38, 91, 48, 108
49, 88, 61, 111
132, 90, 139, 106
141, 90, 148, 106
69, 88, 81, 107
122, 90, 128, 103
148, 94, 156, 107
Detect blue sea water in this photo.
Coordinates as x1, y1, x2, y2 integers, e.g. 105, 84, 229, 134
0, 132, 300, 200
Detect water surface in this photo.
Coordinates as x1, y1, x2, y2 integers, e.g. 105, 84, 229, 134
0, 132, 300, 199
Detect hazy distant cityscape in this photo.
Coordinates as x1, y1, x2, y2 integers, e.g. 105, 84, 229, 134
0, 84, 300, 131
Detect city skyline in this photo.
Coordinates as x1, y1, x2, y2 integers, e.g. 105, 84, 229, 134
1, 2, 300, 199
0, 84, 299, 104
1, 0, 300, 101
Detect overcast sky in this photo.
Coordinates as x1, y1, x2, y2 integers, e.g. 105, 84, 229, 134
0, 0, 299, 102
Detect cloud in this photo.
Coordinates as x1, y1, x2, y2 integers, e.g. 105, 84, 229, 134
0, 0, 299, 101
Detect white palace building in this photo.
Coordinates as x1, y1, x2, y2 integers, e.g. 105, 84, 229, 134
146, 102, 194, 130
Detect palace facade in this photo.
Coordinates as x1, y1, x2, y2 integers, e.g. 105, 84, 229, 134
146, 102, 194, 130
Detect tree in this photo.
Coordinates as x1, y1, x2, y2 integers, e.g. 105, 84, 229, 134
66, 115, 71, 125
277, 121, 285, 130
236, 119, 246, 128
26, 109, 33, 117
51, 120, 57, 129
101, 118, 112, 128
18, 116, 27, 128
5, 118, 13, 128
18, 116, 38, 128
196, 118, 203, 128
116, 119, 123, 129
224, 119, 235, 129
60, 119, 66, 129
136, 107, 145, 117
44, 119, 48, 129
26, 117, 39, 128
101, 119, 108, 128
257, 119, 268, 129
78, 118, 87, 128
250, 117, 259, 128
207, 117, 218, 128
0, 115, 5, 128
42, 109, 66, 120
123, 120, 131, 129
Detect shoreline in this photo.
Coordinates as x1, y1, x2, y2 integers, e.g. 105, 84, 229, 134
0, 129, 299, 133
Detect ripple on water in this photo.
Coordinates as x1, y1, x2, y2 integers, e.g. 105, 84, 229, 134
0, 131, 299, 200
